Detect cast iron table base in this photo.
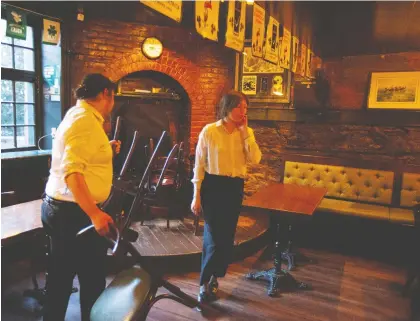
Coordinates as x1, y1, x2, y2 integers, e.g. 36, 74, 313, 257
246, 218, 311, 296
281, 223, 317, 271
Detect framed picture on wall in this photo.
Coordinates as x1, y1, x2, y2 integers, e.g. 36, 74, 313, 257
238, 44, 291, 105
368, 71, 420, 110
241, 75, 257, 95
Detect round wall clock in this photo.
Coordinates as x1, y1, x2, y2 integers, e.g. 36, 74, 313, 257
141, 37, 163, 60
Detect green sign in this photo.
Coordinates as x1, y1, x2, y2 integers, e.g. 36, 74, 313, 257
6, 8, 27, 40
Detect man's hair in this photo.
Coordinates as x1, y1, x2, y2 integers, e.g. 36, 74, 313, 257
74, 73, 116, 99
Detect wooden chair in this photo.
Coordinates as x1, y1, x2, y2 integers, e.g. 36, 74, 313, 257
141, 144, 184, 228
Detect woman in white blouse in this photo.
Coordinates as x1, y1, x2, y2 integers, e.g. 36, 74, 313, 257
191, 90, 262, 303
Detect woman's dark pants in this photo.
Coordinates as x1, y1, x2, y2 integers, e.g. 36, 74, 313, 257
199, 173, 244, 285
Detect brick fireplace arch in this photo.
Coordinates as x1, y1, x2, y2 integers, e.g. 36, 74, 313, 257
102, 49, 222, 154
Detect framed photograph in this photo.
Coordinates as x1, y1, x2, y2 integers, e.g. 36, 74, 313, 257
242, 47, 283, 74
368, 71, 420, 109
241, 75, 257, 95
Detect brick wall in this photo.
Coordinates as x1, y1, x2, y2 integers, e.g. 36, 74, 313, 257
324, 51, 420, 109
69, 19, 236, 154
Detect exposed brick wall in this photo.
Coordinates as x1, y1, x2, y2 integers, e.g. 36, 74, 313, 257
324, 51, 420, 109
69, 19, 236, 154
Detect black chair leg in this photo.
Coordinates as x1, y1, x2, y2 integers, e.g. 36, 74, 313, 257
141, 205, 149, 226
194, 216, 200, 236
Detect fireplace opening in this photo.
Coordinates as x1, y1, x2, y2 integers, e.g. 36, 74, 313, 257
111, 70, 190, 179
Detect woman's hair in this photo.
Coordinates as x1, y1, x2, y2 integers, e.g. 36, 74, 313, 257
74, 73, 116, 100
218, 90, 249, 119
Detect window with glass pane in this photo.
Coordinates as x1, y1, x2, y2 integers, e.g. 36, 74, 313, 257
1, 80, 36, 148
1, 16, 38, 151
1, 19, 35, 71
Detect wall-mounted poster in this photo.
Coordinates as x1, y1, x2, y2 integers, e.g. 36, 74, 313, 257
241, 75, 257, 95
306, 48, 313, 78
279, 27, 291, 69
298, 43, 307, 77
263, 16, 279, 64
368, 71, 420, 110
225, 0, 246, 52
243, 47, 284, 74
291, 36, 299, 73
6, 7, 27, 40
251, 3, 265, 58
140, 0, 183, 23
195, 0, 220, 42
43, 19, 61, 45
272, 75, 284, 96
260, 77, 268, 93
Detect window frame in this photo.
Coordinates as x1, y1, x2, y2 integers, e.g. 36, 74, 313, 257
1, 12, 43, 152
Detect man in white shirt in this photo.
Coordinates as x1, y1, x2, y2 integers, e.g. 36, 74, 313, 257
42, 74, 120, 321
191, 90, 262, 303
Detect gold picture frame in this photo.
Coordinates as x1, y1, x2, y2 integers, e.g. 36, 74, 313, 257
368, 71, 420, 110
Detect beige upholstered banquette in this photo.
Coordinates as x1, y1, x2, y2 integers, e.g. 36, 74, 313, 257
401, 173, 420, 207
281, 157, 419, 226
391, 173, 420, 225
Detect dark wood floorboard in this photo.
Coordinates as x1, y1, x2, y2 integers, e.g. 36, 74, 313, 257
128, 210, 269, 257
1, 247, 410, 321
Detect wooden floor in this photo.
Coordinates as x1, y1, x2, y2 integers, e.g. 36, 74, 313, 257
131, 210, 269, 257
2, 247, 410, 321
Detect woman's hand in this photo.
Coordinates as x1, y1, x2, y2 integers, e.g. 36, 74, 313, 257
237, 115, 249, 138
191, 196, 202, 216
110, 140, 121, 155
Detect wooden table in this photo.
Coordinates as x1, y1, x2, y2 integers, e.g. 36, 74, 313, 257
243, 183, 327, 296
1, 199, 43, 245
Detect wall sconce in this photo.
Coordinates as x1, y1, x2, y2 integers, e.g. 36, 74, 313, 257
77, 5, 84, 21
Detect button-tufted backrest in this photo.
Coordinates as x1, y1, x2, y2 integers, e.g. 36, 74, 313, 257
400, 173, 420, 207
284, 161, 394, 205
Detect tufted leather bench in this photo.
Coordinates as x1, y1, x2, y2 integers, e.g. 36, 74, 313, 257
283, 160, 419, 226
391, 173, 420, 225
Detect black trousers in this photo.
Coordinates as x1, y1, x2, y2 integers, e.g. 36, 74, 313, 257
41, 197, 107, 321
200, 173, 244, 285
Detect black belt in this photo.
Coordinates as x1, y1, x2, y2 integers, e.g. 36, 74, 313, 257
43, 194, 75, 206
43, 194, 101, 208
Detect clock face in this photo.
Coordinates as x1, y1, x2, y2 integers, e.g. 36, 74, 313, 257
142, 37, 163, 60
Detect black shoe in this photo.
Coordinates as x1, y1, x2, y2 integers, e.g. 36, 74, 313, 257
198, 286, 210, 304
208, 278, 219, 296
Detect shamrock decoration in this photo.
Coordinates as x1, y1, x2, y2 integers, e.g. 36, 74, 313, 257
48, 25, 57, 37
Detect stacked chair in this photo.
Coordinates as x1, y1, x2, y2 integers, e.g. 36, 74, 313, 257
141, 141, 186, 228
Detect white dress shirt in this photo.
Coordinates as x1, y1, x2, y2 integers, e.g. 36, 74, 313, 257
45, 100, 113, 203
192, 119, 262, 196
